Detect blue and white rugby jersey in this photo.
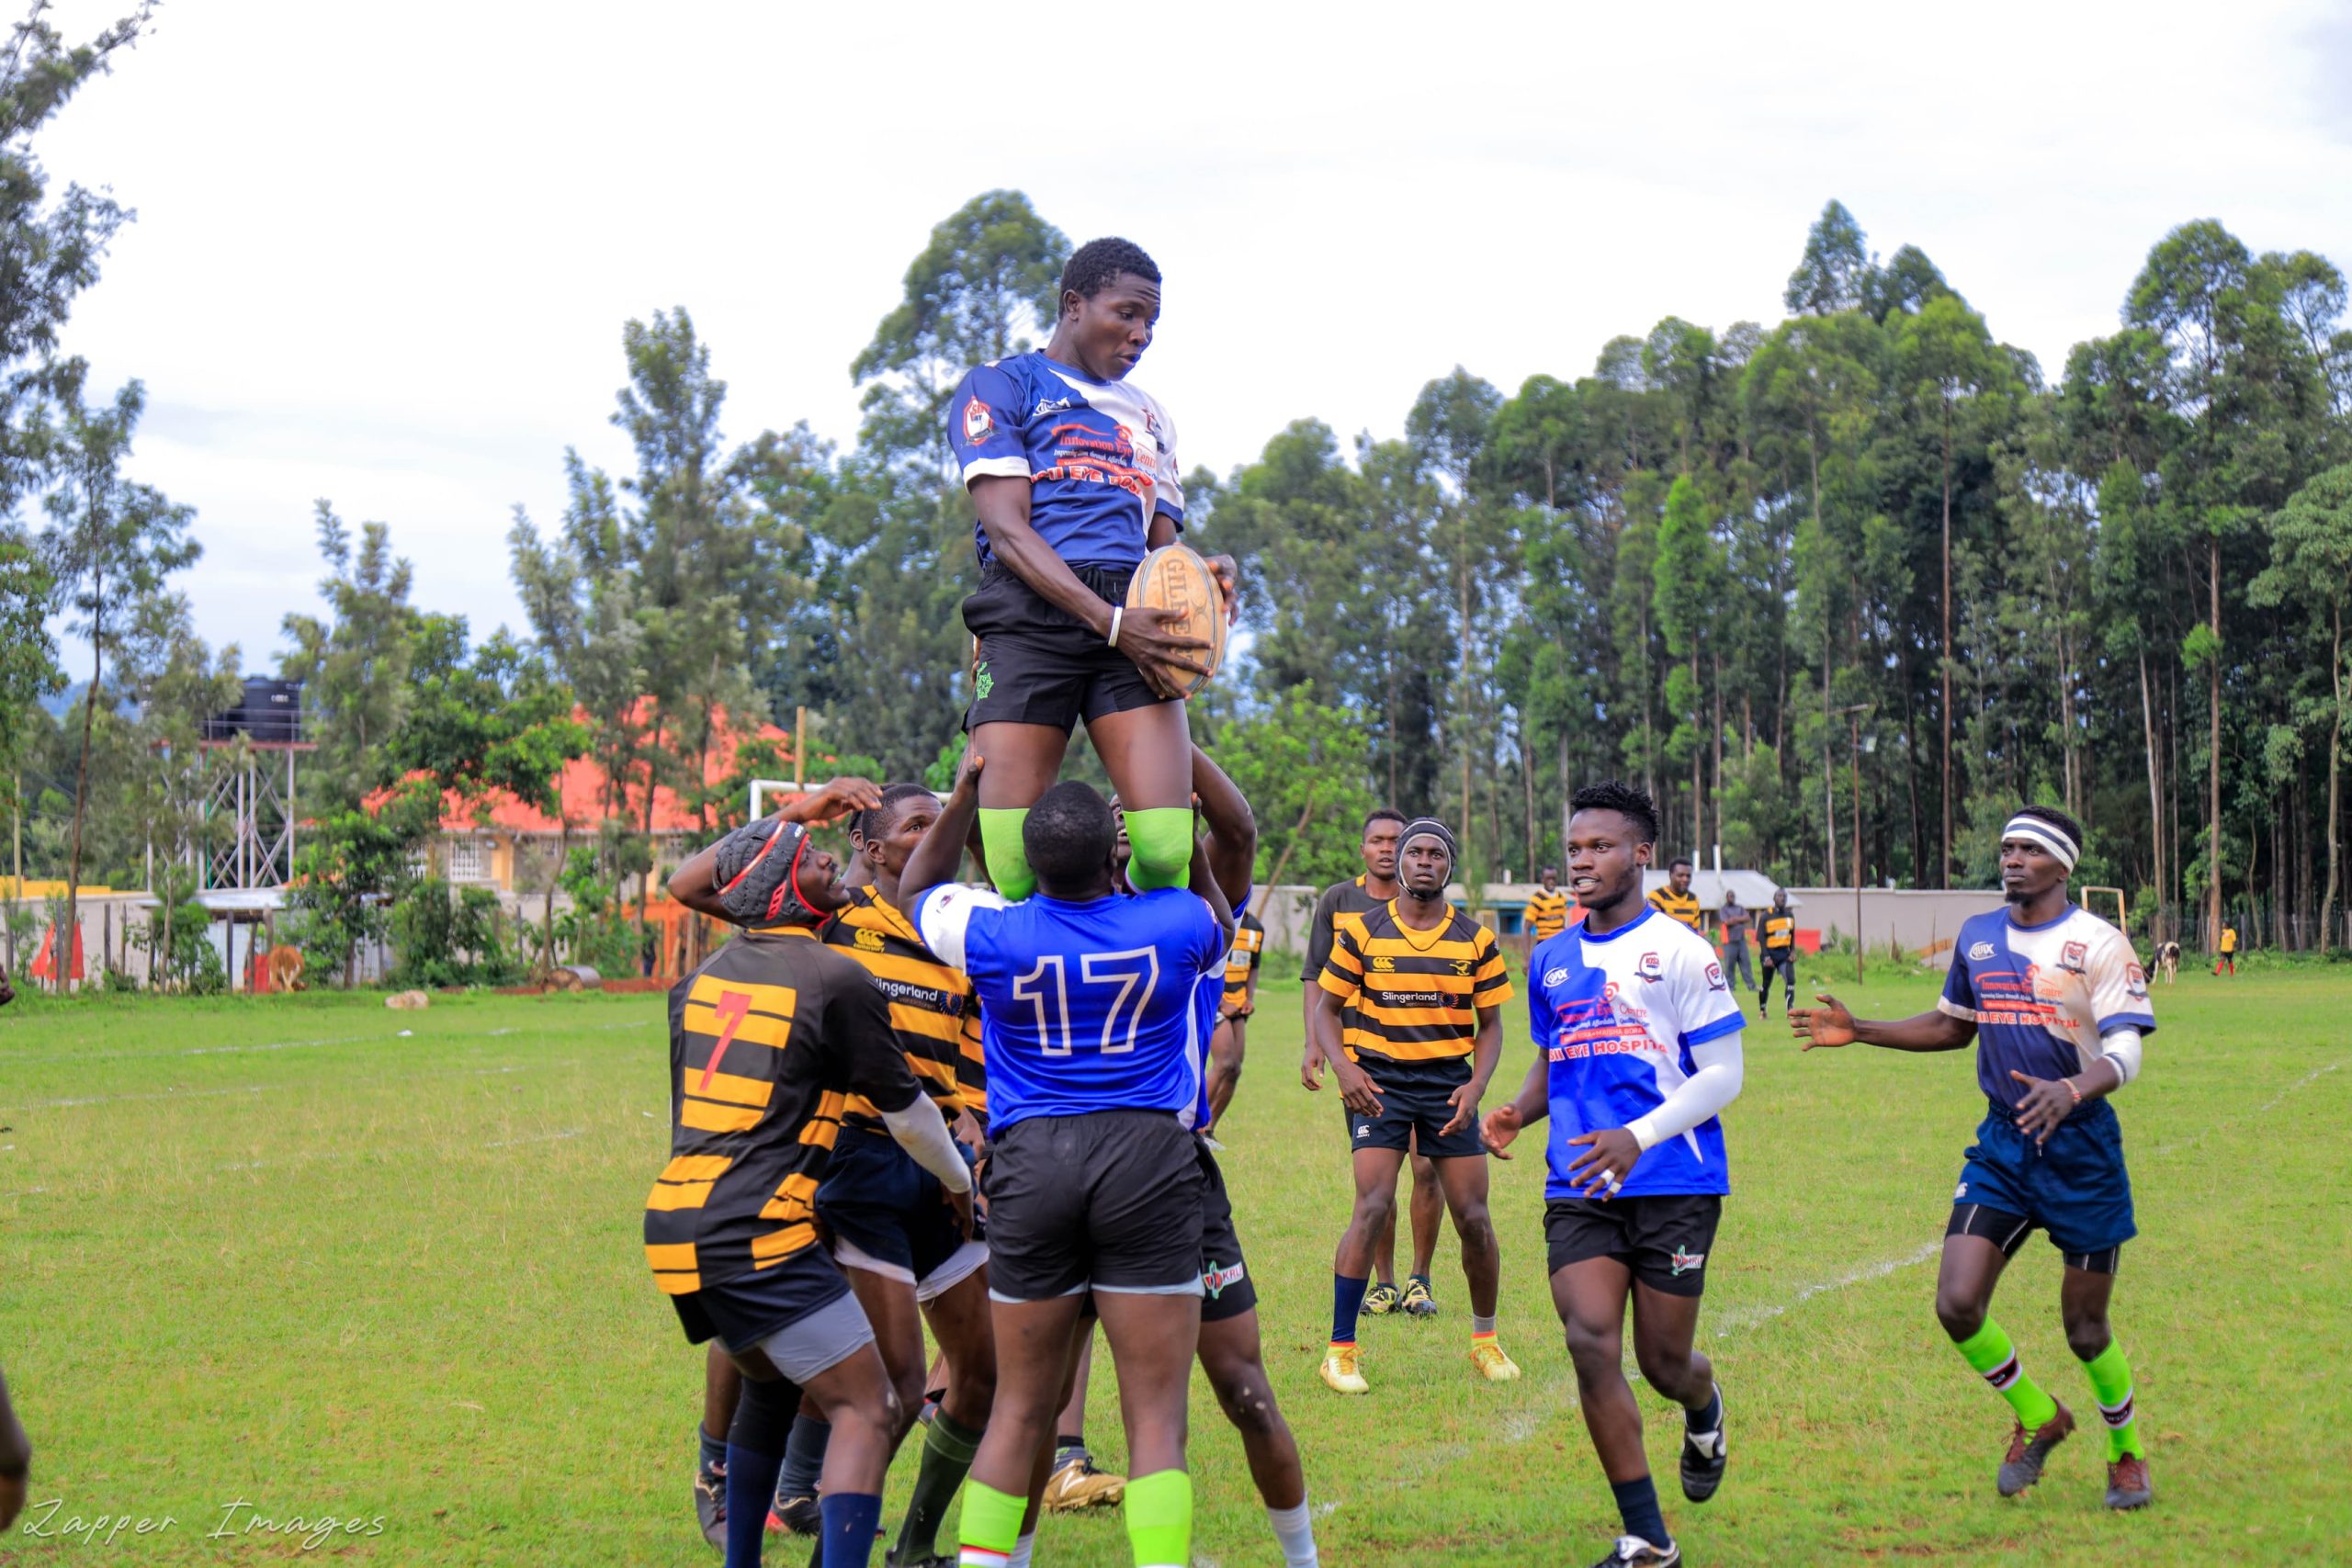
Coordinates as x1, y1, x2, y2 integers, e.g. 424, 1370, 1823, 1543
1528, 907, 1746, 1200
946, 352, 1184, 572
1939, 905, 2155, 1107
917, 883, 1226, 1133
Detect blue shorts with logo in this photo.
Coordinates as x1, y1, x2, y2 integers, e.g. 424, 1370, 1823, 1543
1952, 1098, 2135, 1258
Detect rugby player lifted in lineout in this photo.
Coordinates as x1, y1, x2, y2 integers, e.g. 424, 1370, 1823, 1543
947, 236, 1238, 906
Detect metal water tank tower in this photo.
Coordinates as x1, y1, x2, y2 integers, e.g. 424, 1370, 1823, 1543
188, 677, 313, 889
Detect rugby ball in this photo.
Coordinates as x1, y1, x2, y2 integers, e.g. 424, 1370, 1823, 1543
1124, 544, 1227, 698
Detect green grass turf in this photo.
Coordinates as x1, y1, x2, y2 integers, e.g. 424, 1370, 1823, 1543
0, 961, 2346, 1564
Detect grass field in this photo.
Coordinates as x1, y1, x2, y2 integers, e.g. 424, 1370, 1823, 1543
1, 958, 2346, 1565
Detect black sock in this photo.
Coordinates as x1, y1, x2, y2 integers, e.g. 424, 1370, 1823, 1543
1611, 1475, 1669, 1548
1685, 1383, 1722, 1434
1055, 1433, 1086, 1458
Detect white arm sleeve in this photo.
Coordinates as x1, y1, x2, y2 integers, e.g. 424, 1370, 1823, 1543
2098, 1026, 2143, 1089
916, 883, 1008, 971
1625, 1032, 1746, 1152
880, 1096, 973, 1194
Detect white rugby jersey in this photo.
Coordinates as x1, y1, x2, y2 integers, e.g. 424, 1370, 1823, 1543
1939, 904, 2155, 1103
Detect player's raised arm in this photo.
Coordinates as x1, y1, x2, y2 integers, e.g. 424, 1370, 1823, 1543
899, 750, 984, 914
667, 777, 883, 918
1189, 744, 1257, 910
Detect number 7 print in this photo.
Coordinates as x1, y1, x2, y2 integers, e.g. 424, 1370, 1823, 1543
698, 989, 753, 1089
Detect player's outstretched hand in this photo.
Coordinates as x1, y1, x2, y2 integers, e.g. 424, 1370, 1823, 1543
1116, 604, 1214, 700
1205, 553, 1241, 624
1333, 1058, 1385, 1119
944, 1184, 976, 1243
784, 775, 882, 826
1299, 1043, 1326, 1092
1440, 1080, 1481, 1138
1481, 1103, 1522, 1158
2008, 1069, 2076, 1145
1563, 1127, 1641, 1201
1791, 993, 1856, 1049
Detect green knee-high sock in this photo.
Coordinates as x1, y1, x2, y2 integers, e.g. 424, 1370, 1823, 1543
1123, 807, 1193, 891
897, 1409, 983, 1560
1124, 1468, 1193, 1568
1954, 1320, 2059, 1429
977, 808, 1035, 900
957, 1477, 1025, 1562
2079, 1340, 2144, 1459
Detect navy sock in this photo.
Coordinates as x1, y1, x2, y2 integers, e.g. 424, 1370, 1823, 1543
697, 1423, 729, 1472
777, 1412, 829, 1500
1685, 1382, 1722, 1433
1610, 1474, 1669, 1548
820, 1492, 881, 1568
1330, 1273, 1370, 1345
724, 1439, 786, 1568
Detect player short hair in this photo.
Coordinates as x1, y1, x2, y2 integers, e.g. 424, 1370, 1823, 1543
1568, 779, 1659, 848
1363, 807, 1407, 836
1669, 856, 1692, 872
1025, 780, 1119, 891
856, 782, 936, 844
2012, 803, 2084, 854
1061, 238, 1160, 305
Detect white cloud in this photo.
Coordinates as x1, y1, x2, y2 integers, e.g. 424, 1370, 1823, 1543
33, 0, 2352, 675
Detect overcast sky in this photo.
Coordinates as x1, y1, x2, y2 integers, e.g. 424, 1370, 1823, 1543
35, 0, 2352, 678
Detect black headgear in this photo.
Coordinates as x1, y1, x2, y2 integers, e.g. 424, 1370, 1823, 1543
713, 818, 820, 927
1396, 817, 1458, 867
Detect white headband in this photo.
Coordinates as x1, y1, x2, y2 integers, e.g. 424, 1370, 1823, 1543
2003, 816, 2078, 870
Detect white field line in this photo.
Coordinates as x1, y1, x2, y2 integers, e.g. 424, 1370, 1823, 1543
1707, 1241, 1945, 1340
2151, 1057, 2341, 1157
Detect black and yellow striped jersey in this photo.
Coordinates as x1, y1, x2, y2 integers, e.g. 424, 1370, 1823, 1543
820, 886, 983, 1134
1759, 910, 1796, 953
1526, 887, 1570, 940
1317, 900, 1512, 1063
644, 928, 920, 1298
1221, 911, 1265, 1015
1302, 875, 1382, 985
1648, 886, 1703, 933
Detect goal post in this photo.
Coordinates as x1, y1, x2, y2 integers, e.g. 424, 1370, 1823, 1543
2080, 885, 2128, 936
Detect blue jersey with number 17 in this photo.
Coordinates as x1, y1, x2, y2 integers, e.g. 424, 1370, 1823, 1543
918, 884, 1227, 1133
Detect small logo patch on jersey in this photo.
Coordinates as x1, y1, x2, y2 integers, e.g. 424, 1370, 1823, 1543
854, 928, 885, 952
1371, 955, 1396, 972
2125, 964, 2149, 999
1635, 952, 1664, 983
1032, 396, 1074, 416
1704, 963, 1726, 990
1670, 1247, 1706, 1277
1544, 966, 1568, 987
962, 395, 994, 445
1451, 958, 1474, 976
1969, 942, 1995, 961
1955, 1180, 1969, 1200
2060, 940, 2089, 974
1204, 1259, 1246, 1296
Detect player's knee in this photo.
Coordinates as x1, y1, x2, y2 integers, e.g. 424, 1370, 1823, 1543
1453, 1203, 1496, 1253
1208, 1359, 1282, 1436
1122, 807, 1193, 891
2064, 1318, 2112, 1362
1632, 1339, 1695, 1395
1351, 1187, 1397, 1229
1934, 1290, 1986, 1342
1561, 1316, 1621, 1378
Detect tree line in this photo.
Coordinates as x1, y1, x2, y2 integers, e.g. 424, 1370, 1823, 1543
6, 77, 2347, 974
